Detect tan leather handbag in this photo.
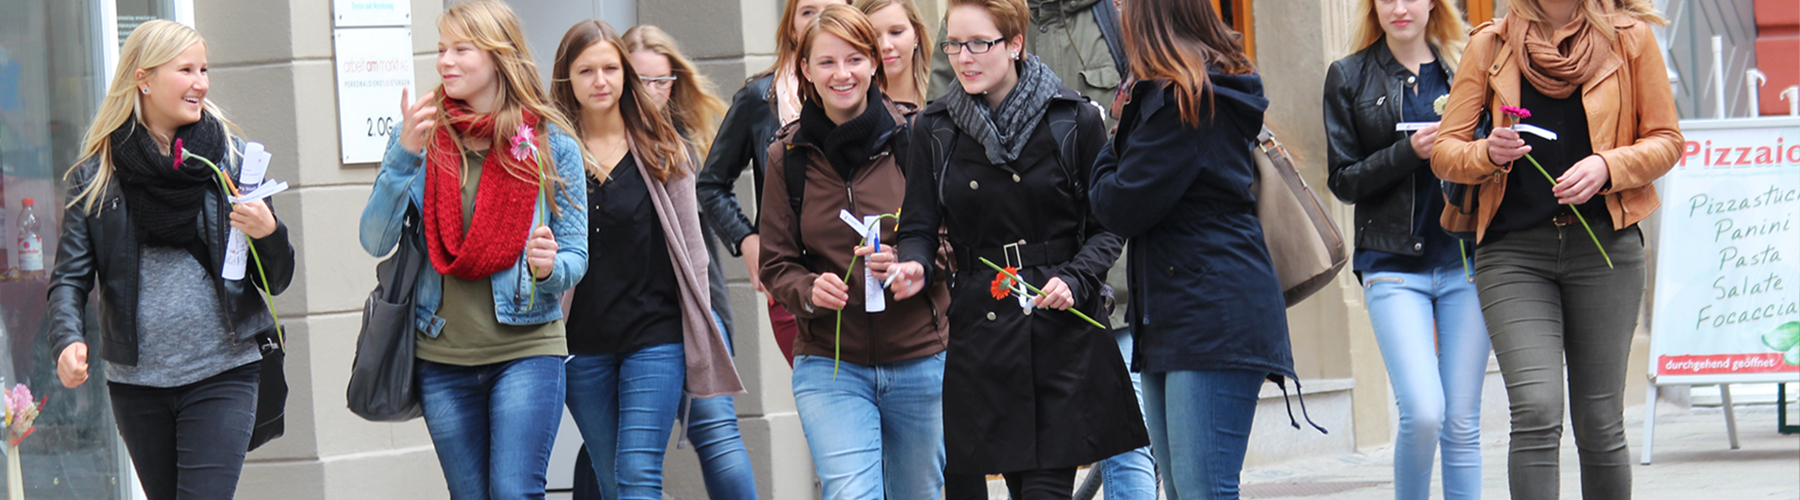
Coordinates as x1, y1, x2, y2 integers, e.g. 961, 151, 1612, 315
1252, 126, 1349, 307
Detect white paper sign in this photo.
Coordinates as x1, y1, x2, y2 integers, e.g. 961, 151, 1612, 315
838, 210, 887, 313
334, 27, 414, 164
1649, 117, 1800, 384
334, 0, 411, 27
223, 143, 275, 281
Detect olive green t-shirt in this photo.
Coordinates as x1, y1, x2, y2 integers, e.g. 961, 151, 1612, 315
415, 149, 567, 366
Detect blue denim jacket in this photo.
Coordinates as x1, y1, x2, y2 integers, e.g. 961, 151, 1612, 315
358, 129, 589, 338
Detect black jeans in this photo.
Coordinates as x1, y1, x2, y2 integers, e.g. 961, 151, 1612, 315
1475, 222, 1645, 500
109, 362, 259, 500
943, 467, 1077, 500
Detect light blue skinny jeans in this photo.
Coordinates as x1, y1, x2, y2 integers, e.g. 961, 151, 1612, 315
1101, 328, 1157, 499
679, 311, 758, 499
565, 342, 686, 500
1362, 264, 1490, 500
792, 352, 946, 500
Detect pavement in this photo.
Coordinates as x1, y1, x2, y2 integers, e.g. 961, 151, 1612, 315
551, 401, 1798, 499
1235, 402, 1800, 500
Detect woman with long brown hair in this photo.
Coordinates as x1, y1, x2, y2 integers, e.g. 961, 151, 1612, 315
617, 23, 760, 500
1088, 0, 1293, 497
358, 1, 588, 496
696, 0, 849, 367
550, 18, 742, 500
877, 0, 1145, 497
1323, 1, 1487, 498
1432, 1, 1679, 498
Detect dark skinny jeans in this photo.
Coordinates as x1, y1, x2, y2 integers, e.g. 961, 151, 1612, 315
109, 362, 260, 500
1475, 221, 1645, 500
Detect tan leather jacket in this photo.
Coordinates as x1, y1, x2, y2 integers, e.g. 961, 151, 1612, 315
1433, 15, 1683, 242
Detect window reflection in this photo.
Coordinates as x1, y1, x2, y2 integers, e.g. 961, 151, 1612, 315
0, 1, 172, 498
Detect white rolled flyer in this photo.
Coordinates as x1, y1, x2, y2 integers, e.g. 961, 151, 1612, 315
223, 142, 278, 281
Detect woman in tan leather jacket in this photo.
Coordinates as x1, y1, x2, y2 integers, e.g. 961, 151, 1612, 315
1431, 1, 1680, 499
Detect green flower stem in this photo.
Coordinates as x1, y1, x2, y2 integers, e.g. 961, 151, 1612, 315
527, 157, 550, 310
829, 213, 900, 379
977, 257, 1107, 330
187, 151, 284, 336
1519, 153, 1614, 268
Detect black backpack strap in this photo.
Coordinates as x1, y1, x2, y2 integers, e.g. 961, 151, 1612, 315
1091, 0, 1129, 80
1046, 101, 1088, 237
926, 114, 959, 213
784, 145, 811, 256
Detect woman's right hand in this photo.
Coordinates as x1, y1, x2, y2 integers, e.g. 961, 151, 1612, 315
58, 342, 89, 388
811, 272, 849, 310
1486, 127, 1531, 165
1410, 122, 1440, 159
398, 88, 438, 155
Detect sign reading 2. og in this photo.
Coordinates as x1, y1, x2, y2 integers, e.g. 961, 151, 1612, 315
333, 27, 414, 164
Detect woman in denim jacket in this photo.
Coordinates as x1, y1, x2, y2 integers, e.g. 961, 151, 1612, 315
357, 2, 587, 497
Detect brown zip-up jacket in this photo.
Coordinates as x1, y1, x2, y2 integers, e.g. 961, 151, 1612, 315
759, 98, 950, 366
1433, 15, 1683, 242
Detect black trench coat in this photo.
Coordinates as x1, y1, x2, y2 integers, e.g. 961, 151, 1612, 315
896, 88, 1148, 474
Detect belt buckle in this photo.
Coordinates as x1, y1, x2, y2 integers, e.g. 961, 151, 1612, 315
1002, 240, 1025, 269
1552, 214, 1573, 227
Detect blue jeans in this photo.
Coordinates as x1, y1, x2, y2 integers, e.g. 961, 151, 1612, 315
1363, 266, 1490, 500
792, 353, 946, 500
566, 342, 686, 500
680, 311, 759, 499
1101, 328, 1157, 500
418, 356, 566, 500
1143, 369, 1264, 500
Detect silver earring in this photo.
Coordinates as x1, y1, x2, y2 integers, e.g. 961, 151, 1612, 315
140, 87, 150, 94
1010, 52, 1020, 60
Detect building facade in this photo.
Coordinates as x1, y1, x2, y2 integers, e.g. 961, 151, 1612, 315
0, 0, 1769, 498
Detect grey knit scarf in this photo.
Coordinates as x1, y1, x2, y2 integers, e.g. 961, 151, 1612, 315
945, 55, 1061, 164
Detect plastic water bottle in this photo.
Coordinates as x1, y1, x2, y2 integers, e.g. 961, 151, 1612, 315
18, 198, 41, 279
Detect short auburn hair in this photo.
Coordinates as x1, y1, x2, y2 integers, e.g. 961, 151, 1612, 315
945, 0, 1028, 42
794, 4, 887, 105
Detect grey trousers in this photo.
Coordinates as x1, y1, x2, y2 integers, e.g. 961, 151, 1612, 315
1474, 221, 1646, 500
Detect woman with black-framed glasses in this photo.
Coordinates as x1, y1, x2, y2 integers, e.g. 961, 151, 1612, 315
873, 0, 1146, 498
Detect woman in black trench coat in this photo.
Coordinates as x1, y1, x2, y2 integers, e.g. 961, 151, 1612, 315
870, 1, 1147, 497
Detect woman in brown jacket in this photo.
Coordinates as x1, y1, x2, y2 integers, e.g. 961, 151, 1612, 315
757, 6, 950, 499
1431, 1, 1680, 498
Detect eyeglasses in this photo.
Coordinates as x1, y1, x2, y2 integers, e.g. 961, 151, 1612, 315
938, 38, 1007, 55
639, 75, 678, 90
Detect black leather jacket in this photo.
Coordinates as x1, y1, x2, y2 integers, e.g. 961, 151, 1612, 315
1323, 41, 1453, 256
47, 152, 296, 367
696, 74, 782, 257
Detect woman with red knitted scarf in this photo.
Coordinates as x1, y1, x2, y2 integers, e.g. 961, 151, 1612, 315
356, 1, 589, 497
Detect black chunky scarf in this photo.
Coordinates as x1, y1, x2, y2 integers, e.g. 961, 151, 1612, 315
109, 113, 229, 253
799, 86, 896, 180
944, 55, 1061, 165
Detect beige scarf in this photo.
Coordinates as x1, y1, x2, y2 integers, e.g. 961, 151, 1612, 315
1506, 13, 1609, 98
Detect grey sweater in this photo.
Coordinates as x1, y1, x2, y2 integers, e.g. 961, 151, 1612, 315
108, 246, 261, 387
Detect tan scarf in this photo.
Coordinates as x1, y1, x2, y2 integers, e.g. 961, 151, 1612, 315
1506, 13, 1609, 99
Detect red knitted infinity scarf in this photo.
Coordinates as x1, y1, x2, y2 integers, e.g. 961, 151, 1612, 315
423, 99, 541, 280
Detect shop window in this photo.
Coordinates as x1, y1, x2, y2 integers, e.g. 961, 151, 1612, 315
0, 1, 178, 498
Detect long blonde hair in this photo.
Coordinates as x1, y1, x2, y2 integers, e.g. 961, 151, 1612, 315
68, 20, 240, 213
1506, 0, 1668, 39
434, 0, 584, 204
621, 25, 729, 160
854, 0, 932, 100
1349, 0, 1470, 69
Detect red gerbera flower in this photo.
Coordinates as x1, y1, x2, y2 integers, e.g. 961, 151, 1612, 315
1500, 105, 1531, 120
990, 266, 1019, 300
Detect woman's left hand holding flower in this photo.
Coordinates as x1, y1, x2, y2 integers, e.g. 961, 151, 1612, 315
526, 226, 557, 279
1032, 277, 1074, 310
1553, 155, 1609, 205
230, 199, 277, 239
